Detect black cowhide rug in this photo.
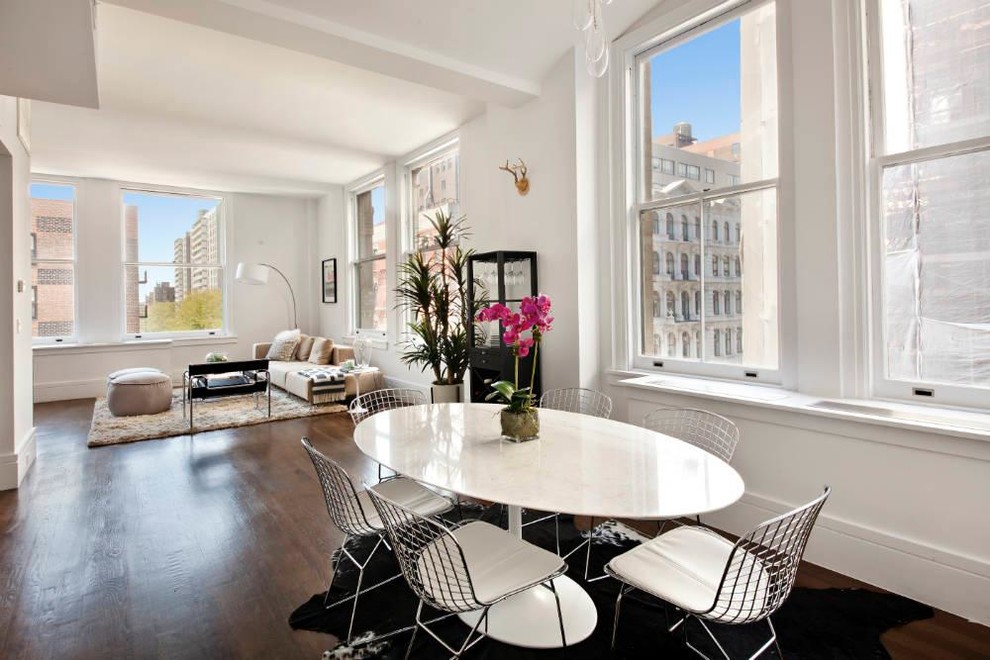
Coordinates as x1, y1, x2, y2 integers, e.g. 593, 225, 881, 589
289, 506, 932, 659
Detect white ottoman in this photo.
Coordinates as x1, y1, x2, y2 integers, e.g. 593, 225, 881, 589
106, 368, 173, 417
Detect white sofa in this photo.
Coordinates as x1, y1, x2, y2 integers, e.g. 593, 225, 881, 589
252, 340, 383, 404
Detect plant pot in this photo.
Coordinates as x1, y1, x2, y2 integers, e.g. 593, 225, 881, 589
500, 408, 540, 442
431, 383, 462, 403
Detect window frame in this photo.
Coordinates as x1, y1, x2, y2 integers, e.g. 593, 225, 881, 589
349, 174, 388, 339
398, 136, 461, 340
864, 0, 990, 408
119, 186, 229, 341
623, 0, 783, 383
404, 138, 460, 256
30, 178, 79, 345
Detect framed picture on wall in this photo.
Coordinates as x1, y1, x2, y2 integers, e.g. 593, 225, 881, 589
322, 258, 337, 303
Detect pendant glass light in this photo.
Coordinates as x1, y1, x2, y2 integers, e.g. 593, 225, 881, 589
575, 0, 611, 78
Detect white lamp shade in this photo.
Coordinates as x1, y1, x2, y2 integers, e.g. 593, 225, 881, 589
235, 262, 270, 285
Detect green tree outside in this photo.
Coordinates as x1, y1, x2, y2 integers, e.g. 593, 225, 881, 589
143, 290, 222, 332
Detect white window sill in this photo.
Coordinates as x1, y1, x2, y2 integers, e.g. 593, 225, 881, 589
344, 334, 388, 351
611, 369, 990, 445
33, 335, 238, 356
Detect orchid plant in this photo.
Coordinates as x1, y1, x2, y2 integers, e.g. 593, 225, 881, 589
476, 295, 553, 413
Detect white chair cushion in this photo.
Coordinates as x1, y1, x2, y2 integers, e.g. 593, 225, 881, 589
417, 521, 565, 607
355, 478, 452, 531
607, 526, 770, 617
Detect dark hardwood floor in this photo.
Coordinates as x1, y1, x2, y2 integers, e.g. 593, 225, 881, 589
0, 399, 987, 659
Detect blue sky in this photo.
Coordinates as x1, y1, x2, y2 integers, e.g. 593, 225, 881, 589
371, 185, 385, 226
650, 18, 740, 141
30, 182, 74, 201
32, 184, 220, 268
123, 191, 220, 264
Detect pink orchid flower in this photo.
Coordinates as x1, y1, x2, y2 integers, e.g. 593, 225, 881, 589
476, 295, 553, 411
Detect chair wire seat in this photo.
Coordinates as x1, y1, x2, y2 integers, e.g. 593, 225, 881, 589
349, 388, 427, 482
301, 438, 453, 646
366, 487, 569, 659
606, 486, 831, 659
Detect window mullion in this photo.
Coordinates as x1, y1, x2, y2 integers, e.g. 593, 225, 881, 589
635, 177, 779, 214
699, 200, 707, 362
878, 137, 990, 169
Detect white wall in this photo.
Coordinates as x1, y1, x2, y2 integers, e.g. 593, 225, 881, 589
33, 179, 319, 401
0, 95, 36, 490
318, 50, 602, 396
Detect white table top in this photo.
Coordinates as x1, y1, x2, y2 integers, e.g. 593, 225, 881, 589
353, 403, 744, 520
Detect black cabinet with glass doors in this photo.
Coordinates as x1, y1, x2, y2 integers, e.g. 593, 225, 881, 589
466, 251, 540, 403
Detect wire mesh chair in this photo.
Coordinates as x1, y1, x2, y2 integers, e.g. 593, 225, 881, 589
643, 408, 739, 464
643, 408, 741, 531
535, 388, 614, 578
607, 486, 831, 659
539, 387, 614, 419
348, 388, 428, 425
301, 438, 453, 645
349, 388, 427, 482
366, 487, 569, 659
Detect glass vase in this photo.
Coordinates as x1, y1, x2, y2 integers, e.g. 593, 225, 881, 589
500, 408, 540, 442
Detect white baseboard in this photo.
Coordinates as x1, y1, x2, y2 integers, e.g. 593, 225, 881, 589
34, 378, 106, 402
34, 371, 186, 403
0, 427, 37, 491
704, 491, 990, 626
381, 375, 431, 399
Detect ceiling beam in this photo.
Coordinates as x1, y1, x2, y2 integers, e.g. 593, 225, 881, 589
101, 0, 540, 107
0, 0, 99, 108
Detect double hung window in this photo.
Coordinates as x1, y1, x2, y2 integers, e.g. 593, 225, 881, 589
30, 181, 77, 343
408, 145, 460, 252
867, 0, 990, 404
633, 0, 780, 377
122, 189, 225, 337
352, 180, 388, 333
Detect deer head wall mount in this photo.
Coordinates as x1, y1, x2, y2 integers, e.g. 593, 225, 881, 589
499, 158, 529, 196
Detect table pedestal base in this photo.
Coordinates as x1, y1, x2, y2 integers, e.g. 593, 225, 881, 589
457, 576, 597, 649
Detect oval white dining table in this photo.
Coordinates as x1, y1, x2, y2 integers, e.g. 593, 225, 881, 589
353, 402, 745, 649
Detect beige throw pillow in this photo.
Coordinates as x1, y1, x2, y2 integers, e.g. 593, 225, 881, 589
295, 334, 315, 361
266, 329, 301, 361
308, 337, 334, 365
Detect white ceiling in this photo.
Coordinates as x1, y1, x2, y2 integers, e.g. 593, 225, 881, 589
32, 4, 481, 194
31, 0, 658, 196
249, 0, 659, 85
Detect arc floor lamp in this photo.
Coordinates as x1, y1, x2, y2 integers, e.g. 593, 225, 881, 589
235, 262, 298, 330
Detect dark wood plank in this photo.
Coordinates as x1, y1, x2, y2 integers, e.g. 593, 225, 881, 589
0, 399, 985, 659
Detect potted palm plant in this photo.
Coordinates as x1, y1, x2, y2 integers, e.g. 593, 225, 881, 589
395, 211, 476, 402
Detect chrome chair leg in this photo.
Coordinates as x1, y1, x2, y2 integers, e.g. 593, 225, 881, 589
412, 600, 490, 659
404, 601, 423, 660
610, 584, 630, 651
322, 535, 404, 644
683, 615, 778, 660
584, 517, 594, 579
561, 516, 606, 581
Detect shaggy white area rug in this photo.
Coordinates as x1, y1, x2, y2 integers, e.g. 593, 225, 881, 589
88, 387, 347, 447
